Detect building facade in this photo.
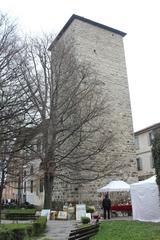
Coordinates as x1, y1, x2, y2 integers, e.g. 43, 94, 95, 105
2, 132, 45, 207
134, 123, 159, 180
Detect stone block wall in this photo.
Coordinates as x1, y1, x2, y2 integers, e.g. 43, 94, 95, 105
50, 16, 138, 205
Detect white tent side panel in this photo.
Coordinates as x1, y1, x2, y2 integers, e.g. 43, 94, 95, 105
131, 183, 160, 222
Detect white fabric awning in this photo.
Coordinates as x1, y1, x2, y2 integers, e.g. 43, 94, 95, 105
130, 175, 160, 222
97, 180, 130, 192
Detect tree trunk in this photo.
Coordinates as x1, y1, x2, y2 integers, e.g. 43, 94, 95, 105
43, 173, 54, 209
17, 176, 23, 205
0, 187, 3, 224
0, 170, 5, 224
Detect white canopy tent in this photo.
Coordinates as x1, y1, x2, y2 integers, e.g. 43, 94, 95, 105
97, 180, 130, 192
130, 176, 160, 222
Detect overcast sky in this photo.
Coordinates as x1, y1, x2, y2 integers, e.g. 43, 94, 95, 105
1, 0, 160, 131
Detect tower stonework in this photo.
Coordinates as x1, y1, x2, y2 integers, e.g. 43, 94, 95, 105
49, 15, 137, 203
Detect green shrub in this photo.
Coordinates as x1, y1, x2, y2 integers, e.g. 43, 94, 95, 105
19, 203, 36, 209
12, 227, 30, 240
5, 209, 36, 214
86, 206, 95, 213
81, 216, 90, 224
0, 229, 13, 240
32, 216, 47, 235
5, 209, 36, 220
3, 203, 36, 210
0, 216, 47, 240
0, 224, 33, 240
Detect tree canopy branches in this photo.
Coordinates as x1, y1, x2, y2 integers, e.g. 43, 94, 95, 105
0, 12, 114, 209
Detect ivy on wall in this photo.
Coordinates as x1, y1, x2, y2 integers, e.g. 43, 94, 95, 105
152, 134, 160, 194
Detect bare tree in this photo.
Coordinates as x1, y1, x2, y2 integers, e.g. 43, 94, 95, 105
0, 12, 33, 221
21, 35, 113, 209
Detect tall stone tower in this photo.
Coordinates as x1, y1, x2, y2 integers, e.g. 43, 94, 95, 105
49, 15, 137, 204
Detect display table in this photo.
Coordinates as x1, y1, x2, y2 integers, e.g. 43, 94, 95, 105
111, 204, 132, 216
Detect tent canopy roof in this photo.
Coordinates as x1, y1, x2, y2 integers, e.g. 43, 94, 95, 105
131, 176, 156, 187
97, 180, 130, 192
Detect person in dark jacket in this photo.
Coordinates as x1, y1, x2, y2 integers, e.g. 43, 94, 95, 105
102, 193, 111, 219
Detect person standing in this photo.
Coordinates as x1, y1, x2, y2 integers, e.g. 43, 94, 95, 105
102, 193, 111, 219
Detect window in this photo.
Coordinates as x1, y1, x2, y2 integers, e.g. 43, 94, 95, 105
150, 155, 155, 168
30, 165, 34, 175
148, 132, 154, 145
37, 139, 42, 153
24, 170, 26, 177
23, 194, 26, 202
136, 157, 142, 171
39, 179, 43, 193
24, 181, 26, 193
135, 136, 139, 149
30, 180, 33, 193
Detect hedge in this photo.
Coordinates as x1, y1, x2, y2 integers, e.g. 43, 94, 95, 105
32, 216, 47, 235
86, 206, 95, 213
5, 209, 36, 220
0, 216, 47, 240
81, 216, 91, 224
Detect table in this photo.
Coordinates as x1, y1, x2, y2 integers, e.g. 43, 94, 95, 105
111, 204, 132, 216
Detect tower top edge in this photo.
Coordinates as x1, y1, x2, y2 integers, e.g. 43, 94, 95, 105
48, 14, 127, 51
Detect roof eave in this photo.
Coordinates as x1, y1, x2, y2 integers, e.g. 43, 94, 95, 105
48, 14, 127, 51
135, 122, 160, 135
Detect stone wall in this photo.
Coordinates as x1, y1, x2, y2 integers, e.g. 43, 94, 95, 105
51, 17, 138, 205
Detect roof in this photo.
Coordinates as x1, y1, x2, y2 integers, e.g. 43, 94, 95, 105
131, 176, 156, 186
97, 180, 130, 192
48, 14, 127, 51
135, 122, 160, 135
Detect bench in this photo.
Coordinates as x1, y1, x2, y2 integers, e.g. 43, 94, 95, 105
68, 223, 100, 240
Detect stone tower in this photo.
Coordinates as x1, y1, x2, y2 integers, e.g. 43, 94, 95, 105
49, 15, 137, 204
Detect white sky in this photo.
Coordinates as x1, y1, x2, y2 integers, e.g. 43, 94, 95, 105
1, 0, 160, 132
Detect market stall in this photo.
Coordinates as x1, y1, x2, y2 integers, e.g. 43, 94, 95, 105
111, 204, 132, 216
97, 180, 131, 216
97, 180, 130, 192
130, 176, 160, 222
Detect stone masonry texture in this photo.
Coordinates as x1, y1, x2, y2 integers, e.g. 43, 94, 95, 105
50, 16, 138, 205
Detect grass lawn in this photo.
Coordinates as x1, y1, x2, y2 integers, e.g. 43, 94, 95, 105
90, 220, 160, 240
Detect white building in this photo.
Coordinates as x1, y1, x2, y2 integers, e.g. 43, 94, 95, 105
134, 123, 159, 180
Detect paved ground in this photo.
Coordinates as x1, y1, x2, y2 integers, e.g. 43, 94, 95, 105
1, 219, 77, 240
44, 220, 77, 240
1, 216, 133, 240
43, 216, 132, 240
